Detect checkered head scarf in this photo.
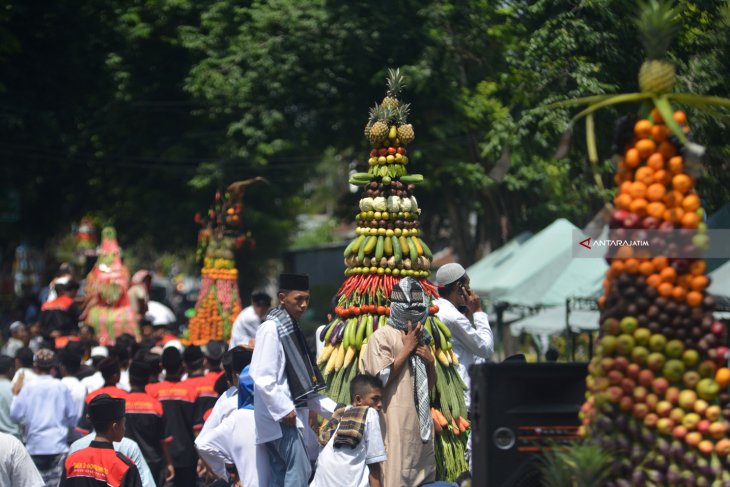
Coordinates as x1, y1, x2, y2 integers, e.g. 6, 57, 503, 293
388, 277, 432, 443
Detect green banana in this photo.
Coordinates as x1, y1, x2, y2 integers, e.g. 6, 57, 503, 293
392, 236, 402, 264
434, 316, 452, 338
374, 236, 384, 260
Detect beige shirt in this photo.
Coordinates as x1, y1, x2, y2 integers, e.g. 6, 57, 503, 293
361, 326, 435, 487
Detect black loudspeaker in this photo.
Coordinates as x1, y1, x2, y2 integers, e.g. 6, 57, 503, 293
471, 362, 588, 487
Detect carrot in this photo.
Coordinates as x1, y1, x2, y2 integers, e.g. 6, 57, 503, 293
432, 408, 448, 427
457, 416, 469, 434
433, 418, 443, 434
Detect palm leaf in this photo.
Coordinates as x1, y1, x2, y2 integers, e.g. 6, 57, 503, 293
652, 95, 688, 144
571, 93, 653, 123
546, 94, 619, 109
668, 93, 730, 109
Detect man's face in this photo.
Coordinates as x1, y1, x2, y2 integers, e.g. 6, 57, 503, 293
13, 327, 28, 342
279, 290, 310, 321
355, 387, 383, 412
453, 276, 472, 306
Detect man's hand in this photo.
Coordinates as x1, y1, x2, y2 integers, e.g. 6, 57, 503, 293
165, 464, 175, 482
12, 370, 24, 396
461, 286, 483, 314
308, 410, 320, 433
400, 321, 422, 355
415, 344, 434, 366
281, 410, 297, 426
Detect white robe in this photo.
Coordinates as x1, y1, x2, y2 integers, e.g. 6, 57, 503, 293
249, 319, 335, 444
195, 385, 238, 478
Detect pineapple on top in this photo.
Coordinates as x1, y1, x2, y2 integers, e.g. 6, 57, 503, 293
637, 0, 679, 94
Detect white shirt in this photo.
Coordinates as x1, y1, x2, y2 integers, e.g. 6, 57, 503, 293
230, 306, 261, 348
60, 376, 87, 422
0, 432, 44, 487
435, 298, 493, 410
195, 385, 238, 478
81, 371, 104, 393
118, 368, 131, 392
249, 319, 336, 444
10, 375, 78, 455
310, 407, 387, 487
196, 408, 271, 487
11, 368, 38, 388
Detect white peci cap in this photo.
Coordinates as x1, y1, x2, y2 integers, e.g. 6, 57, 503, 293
435, 263, 466, 287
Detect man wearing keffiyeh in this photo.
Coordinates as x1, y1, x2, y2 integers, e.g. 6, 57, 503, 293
361, 277, 437, 487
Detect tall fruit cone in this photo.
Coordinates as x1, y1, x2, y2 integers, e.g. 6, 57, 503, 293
317, 69, 470, 482
557, 2, 730, 484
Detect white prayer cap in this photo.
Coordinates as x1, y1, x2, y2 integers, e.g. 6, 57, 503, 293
435, 263, 466, 287
9, 321, 25, 333
163, 339, 184, 353
90, 346, 109, 358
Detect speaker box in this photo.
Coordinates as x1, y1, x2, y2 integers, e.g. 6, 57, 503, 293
471, 362, 588, 487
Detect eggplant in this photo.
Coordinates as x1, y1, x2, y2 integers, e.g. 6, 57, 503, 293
614, 480, 631, 487
616, 433, 630, 452
646, 469, 664, 484
320, 321, 334, 341
332, 321, 345, 345
697, 457, 712, 477
656, 438, 671, 457
631, 470, 646, 485
640, 426, 654, 446
597, 415, 612, 432
670, 440, 684, 462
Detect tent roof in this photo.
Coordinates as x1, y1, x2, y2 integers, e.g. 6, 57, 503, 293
465, 230, 533, 289
509, 306, 600, 337
709, 259, 730, 297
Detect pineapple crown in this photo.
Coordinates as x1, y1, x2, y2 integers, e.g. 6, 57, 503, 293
385, 68, 406, 100
637, 0, 680, 60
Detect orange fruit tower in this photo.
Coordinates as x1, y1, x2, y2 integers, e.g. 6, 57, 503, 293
580, 110, 730, 484
187, 189, 249, 345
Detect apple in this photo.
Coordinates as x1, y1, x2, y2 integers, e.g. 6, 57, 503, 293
672, 425, 687, 440
626, 363, 641, 380
685, 431, 702, 447
616, 334, 636, 356
696, 378, 720, 401
715, 346, 729, 362
607, 386, 623, 404
600, 336, 617, 354
594, 377, 610, 391
682, 371, 701, 390
642, 216, 660, 229
602, 318, 621, 336
621, 377, 636, 395
651, 377, 669, 396
678, 390, 698, 410
709, 421, 728, 440
644, 412, 658, 428
601, 357, 616, 372
620, 316, 639, 334
657, 417, 675, 435
665, 387, 680, 405
698, 360, 717, 378
682, 349, 699, 368
647, 353, 666, 373
662, 359, 685, 383
714, 438, 730, 456
698, 440, 715, 456
638, 369, 655, 388
656, 401, 673, 417
665, 339, 684, 358
705, 405, 722, 421
613, 356, 629, 371
631, 346, 649, 365
645, 393, 659, 411
711, 321, 725, 336
610, 209, 630, 227
619, 396, 634, 412
633, 403, 650, 420
682, 412, 701, 430
608, 370, 623, 385
693, 399, 709, 416
633, 386, 649, 403
669, 408, 685, 424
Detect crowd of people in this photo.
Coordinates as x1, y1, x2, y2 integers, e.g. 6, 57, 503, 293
0, 262, 493, 487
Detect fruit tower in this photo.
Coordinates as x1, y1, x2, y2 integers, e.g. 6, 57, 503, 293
187, 181, 262, 345
316, 69, 471, 482
558, 2, 730, 484
83, 227, 137, 344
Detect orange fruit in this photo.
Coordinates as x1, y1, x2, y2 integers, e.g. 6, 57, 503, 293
624, 258, 640, 274
652, 256, 668, 270
664, 207, 685, 224
646, 201, 666, 219
646, 153, 664, 170
614, 193, 633, 210
629, 181, 648, 199
651, 124, 668, 143
658, 282, 674, 297
636, 166, 655, 185
660, 266, 677, 284
681, 211, 700, 229
611, 260, 626, 274
672, 286, 688, 301
646, 183, 666, 202
615, 246, 634, 259
646, 273, 662, 287
658, 141, 677, 160
686, 291, 703, 308
673, 110, 687, 125
663, 190, 685, 208
653, 169, 670, 185
715, 367, 730, 388
629, 198, 648, 216
635, 139, 657, 159
690, 275, 709, 291
690, 260, 707, 276
598, 295, 606, 308
634, 119, 653, 138
668, 156, 684, 173
682, 193, 701, 212
638, 261, 655, 276
620, 181, 633, 194
672, 174, 693, 194
651, 108, 663, 123
625, 148, 641, 168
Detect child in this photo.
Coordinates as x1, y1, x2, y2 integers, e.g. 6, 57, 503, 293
61, 394, 143, 486
310, 374, 386, 487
